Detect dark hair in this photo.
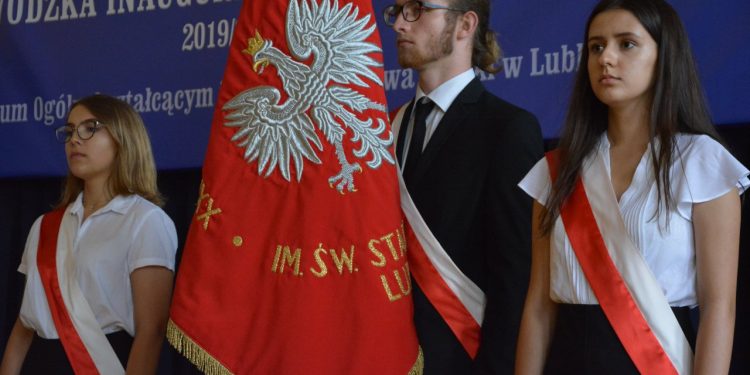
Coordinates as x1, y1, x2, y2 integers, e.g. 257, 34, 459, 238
450, 0, 502, 73
541, 0, 720, 233
58, 94, 164, 208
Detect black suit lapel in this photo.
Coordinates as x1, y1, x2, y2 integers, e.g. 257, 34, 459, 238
396, 99, 416, 166
410, 78, 485, 184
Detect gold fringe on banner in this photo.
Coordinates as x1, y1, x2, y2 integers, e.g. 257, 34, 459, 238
167, 318, 423, 375
166, 319, 233, 375
408, 346, 424, 375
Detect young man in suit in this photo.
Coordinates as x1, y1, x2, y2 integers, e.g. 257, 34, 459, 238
384, 0, 544, 373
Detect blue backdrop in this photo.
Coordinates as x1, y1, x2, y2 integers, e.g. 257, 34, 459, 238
1, 0, 748, 177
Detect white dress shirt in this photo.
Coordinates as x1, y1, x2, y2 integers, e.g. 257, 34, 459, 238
519, 133, 749, 307
18, 193, 177, 338
400, 68, 475, 164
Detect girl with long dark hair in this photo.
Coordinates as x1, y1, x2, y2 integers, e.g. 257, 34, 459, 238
515, 0, 748, 373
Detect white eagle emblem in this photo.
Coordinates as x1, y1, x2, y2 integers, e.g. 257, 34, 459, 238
223, 0, 394, 193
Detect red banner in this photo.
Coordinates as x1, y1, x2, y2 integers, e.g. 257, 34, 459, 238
168, 0, 421, 373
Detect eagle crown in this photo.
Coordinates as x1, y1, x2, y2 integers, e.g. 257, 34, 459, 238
244, 30, 265, 56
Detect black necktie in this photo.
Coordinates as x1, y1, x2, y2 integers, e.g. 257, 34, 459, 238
403, 98, 434, 185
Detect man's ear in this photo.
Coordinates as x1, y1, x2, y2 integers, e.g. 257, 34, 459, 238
456, 11, 479, 41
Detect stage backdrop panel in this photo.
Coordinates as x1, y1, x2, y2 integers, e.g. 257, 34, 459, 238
1, 0, 748, 177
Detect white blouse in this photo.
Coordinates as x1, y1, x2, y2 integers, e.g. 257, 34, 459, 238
18, 193, 177, 338
519, 133, 749, 307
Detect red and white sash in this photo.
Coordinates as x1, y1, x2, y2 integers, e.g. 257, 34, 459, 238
392, 104, 485, 358
37, 209, 125, 374
547, 150, 693, 374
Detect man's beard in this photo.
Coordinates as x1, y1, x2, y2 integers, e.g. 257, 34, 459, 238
397, 19, 456, 69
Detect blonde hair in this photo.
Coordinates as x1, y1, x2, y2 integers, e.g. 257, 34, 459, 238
57, 94, 164, 208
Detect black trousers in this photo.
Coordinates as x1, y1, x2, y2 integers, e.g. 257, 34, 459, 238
544, 304, 697, 375
22, 330, 132, 374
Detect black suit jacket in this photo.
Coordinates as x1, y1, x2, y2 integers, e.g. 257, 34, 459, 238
396, 78, 543, 374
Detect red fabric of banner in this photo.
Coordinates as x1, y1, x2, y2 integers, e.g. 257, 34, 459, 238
169, 0, 420, 373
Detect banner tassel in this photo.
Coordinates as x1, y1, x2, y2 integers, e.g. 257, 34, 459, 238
167, 319, 233, 375
408, 346, 424, 375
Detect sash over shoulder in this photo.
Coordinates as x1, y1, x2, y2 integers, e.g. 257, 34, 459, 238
546, 150, 693, 375
38, 209, 124, 374
394, 101, 486, 358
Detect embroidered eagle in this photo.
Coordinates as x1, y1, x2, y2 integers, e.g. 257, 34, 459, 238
223, 0, 394, 193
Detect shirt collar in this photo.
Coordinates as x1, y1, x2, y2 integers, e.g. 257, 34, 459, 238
69, 192, 133, 217
598, 131, 658, 153
598, 132, 611, 153
415, 68, 475, 112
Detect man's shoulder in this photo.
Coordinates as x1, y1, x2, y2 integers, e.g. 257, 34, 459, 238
476, 89, 535, 118
452, 78, 533, 117
465, 87, 543, 147
463, 91, 539, 139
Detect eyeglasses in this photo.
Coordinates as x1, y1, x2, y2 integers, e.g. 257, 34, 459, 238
55, 119, 106, 143
383, 1, 467, 27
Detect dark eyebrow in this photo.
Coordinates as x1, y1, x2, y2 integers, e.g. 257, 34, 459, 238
588, 32, 643, 43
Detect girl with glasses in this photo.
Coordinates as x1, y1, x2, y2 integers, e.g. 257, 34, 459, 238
0, 94, 177, 374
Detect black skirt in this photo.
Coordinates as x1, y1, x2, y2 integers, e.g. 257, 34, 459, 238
22, 330, 133, 374
544, 304, 697, 375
